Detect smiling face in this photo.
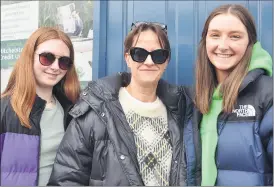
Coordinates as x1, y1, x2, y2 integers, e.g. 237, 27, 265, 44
125, 29, 168, 87
206, 13, 249, 79
33, 39, 70, 89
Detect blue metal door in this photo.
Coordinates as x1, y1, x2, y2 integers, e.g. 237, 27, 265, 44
93, 0, 273, 85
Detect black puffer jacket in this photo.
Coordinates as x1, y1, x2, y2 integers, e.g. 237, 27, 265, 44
48, 72, 200, 186
0, 89, 73, 186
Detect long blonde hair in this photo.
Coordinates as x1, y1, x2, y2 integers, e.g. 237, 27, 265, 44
1, 27, 81, 128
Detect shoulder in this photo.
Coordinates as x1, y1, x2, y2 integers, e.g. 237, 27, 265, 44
252, 75, 273, 110
68, 86, 106, 133
255, 75, 273, 94
238, 75, 272, 121
1, 96, 11, 121
1, 95, 11, 108
157, 80, 195, 119
1, 95, 35, 135
1, 95, 13, 120
242, 74, 272, 106
181, 85, 195, 103
69, 103, 106, 141
157, 79, 190, 105
69, 92, 95, 119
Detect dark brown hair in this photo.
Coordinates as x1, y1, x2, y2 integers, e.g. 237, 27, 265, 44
124, 23, 171, 61
1, 27, 81, 128
195, 4, 257, 114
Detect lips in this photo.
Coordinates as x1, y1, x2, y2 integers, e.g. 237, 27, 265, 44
216, 53, 233, 58
45, 72, 59, 76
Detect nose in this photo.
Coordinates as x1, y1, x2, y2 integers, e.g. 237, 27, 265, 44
143, 54, 154, 65
50, 58, 60, 70
218, 37, 229, 51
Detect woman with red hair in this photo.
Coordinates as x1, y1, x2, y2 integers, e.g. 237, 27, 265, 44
0, 27, 81, 186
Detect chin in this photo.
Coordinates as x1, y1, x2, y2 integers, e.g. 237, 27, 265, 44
139, 78, 159, 86
216, 67, 230, 71
214, 63, 234, 71
46, 79, 61, 86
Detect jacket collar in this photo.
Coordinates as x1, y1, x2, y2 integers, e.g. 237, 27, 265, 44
81, 72, 182, 114
30, 88, 73, 130
30, 89, 73, 114
239, 69, 265, 93
30, 95, 46, 117
71, 72, 184, 185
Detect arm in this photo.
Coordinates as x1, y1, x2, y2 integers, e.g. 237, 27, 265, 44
0, 132, 3, 185
47, 117, 94, 186
0, 98, 8, 185
259, 106, 273, 166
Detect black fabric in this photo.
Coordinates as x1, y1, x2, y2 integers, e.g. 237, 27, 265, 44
1, 90, 73, 135
48, 72, 201, 186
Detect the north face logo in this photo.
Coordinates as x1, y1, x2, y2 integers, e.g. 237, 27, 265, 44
232, 105, 256, 117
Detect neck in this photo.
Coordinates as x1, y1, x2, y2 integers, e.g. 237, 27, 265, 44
216, 69, 230, 84
126, 79, 158, 103
36, 86, 54, 103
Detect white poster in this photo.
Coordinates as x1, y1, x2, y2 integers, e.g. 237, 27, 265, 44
1, 1, 39, 93
1, 1, 93, 91
56, 2, 93, 88
57, 3, 76, 34
73, 39, 93, 83
1, 1, 39, 41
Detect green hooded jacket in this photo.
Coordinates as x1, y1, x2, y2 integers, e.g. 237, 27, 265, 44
200, 42, 273, 186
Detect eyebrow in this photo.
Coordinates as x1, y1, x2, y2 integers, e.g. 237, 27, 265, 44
208, 29, 245, 34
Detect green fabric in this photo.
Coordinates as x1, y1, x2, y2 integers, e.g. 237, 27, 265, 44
200, 86, 222, 186
248, 42, 273, 76
200, 41, 273, 186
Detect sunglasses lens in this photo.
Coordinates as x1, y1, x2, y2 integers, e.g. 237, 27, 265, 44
39, 52, 55, 66
59, 57, 72, 70
151, 49, 169, 64
130, 48, 148, 63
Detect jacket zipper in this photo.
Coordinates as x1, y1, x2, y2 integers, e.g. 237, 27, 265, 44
182, 115, 188, 186
109, 104, 144, 185
167, 108, 184, 186
179, 102, 189, 186
97, 104, 144, 186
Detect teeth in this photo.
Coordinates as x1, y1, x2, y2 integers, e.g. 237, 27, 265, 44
216, 54, 232, 58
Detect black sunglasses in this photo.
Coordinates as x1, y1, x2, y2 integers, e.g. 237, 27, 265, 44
131, 21, 167, 33
37, 52, 72, 70
129, 47, 170, 64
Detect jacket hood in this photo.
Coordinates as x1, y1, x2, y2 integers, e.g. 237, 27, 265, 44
248, 42, 272, 76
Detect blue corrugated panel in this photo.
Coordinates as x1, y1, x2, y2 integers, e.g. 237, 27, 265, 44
93, 0, 273, 85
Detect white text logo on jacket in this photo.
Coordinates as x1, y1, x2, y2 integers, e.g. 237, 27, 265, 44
232, 105, 256, 117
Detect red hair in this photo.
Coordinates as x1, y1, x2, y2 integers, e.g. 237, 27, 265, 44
1, 27, 81, 128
